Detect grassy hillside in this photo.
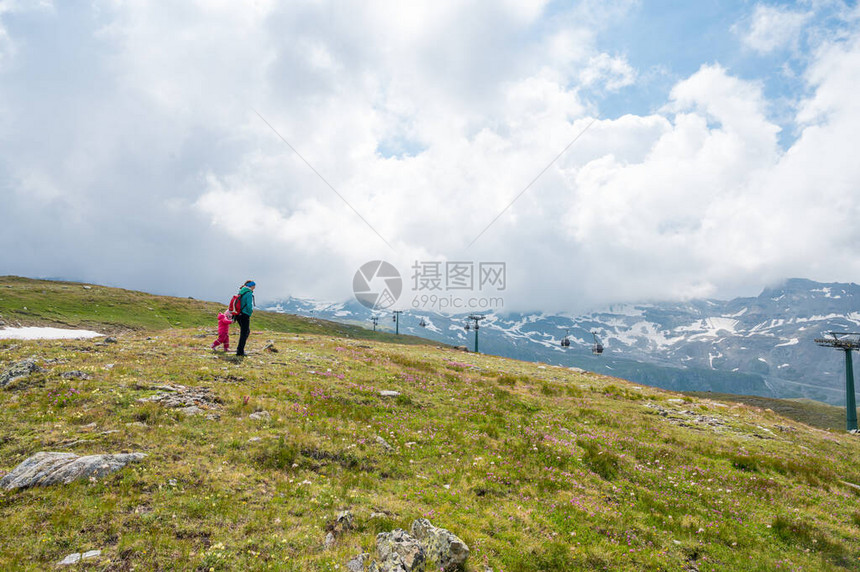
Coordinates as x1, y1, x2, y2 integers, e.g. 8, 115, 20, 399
682, 392, 853, 432
1, 279, 860, 570
0, 276, 434, 345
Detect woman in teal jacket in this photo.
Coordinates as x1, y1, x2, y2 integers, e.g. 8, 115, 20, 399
235, 280, 255, 357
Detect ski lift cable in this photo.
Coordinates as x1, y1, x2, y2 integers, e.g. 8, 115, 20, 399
253, 109, 394, 250
467, 117, 598, 248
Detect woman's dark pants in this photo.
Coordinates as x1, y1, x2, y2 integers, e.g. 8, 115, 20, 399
235, 313, 251, 356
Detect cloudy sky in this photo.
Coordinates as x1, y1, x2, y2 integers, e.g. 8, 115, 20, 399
2, 0, 860, 313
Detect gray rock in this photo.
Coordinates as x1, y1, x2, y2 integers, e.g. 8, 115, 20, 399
0, 452, 145, 490
138, 384, 221, 410
375, 436, 395, 452
104, 336, 118, 344
347, 553, 370, 572
1, 358, 44, 388
411, 519, 469, 571
61, 371, 92, 380
178, 406, 203, 416
335, 510, 354, 531
58, 549, 101, 566
325, 510, 354, 548
379, 390, 400, 397
376, 529, 425, 571
249, 410, 272, 421
369, 553, 411, 572
58, 553, 82, 566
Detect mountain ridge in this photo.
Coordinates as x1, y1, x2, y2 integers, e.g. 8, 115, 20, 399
265, 278, 860, 405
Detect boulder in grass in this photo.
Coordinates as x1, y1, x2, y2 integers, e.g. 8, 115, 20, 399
346, 553, 370, 572
0, 451, 146, 490
138, 384, 221, 410
375, 529, 425, 571
369, 552, 412, 572
61, 371, 92, 380
366, 520, 470, 571
249, 410, 272, 421
411, 519, 469, 571
1, 358, 43, 389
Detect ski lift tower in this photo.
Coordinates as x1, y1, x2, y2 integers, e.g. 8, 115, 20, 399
465, 315, 486, 353
814, 332, 860, 431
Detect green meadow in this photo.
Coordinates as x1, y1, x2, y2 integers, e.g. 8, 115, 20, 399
1, 277, 859, 570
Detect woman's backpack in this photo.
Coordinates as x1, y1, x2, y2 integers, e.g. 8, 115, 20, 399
228, 295, 242, 315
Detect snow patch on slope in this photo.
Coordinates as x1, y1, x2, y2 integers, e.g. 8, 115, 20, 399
0, 327, 103, 340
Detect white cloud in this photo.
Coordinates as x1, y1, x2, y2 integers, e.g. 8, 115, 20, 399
579, 53, 636, 91
740, 4, 811, 54
2, 1, 860, 315
0, 1, 53, 68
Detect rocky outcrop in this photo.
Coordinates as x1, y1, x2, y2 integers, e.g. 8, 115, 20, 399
137, 384, 221, 410
1, 358, 44, 388
372, 529, 425, 572
357, 520, 469, 572
347, 553, 370, 572
411, 519, 469, 571
60, 370, 92, 380
0, 452, 146, 490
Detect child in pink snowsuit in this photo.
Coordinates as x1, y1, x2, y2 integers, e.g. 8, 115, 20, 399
212, 310, 233, 351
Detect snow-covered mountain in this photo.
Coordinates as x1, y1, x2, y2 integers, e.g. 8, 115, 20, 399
264, 278, 860, 405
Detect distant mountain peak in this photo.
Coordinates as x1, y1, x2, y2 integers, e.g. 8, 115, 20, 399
265, 278, 860, 405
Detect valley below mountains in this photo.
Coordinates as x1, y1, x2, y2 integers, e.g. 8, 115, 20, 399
267, 278, 860, 406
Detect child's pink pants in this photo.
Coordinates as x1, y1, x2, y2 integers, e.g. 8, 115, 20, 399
212, 333, 229, 351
